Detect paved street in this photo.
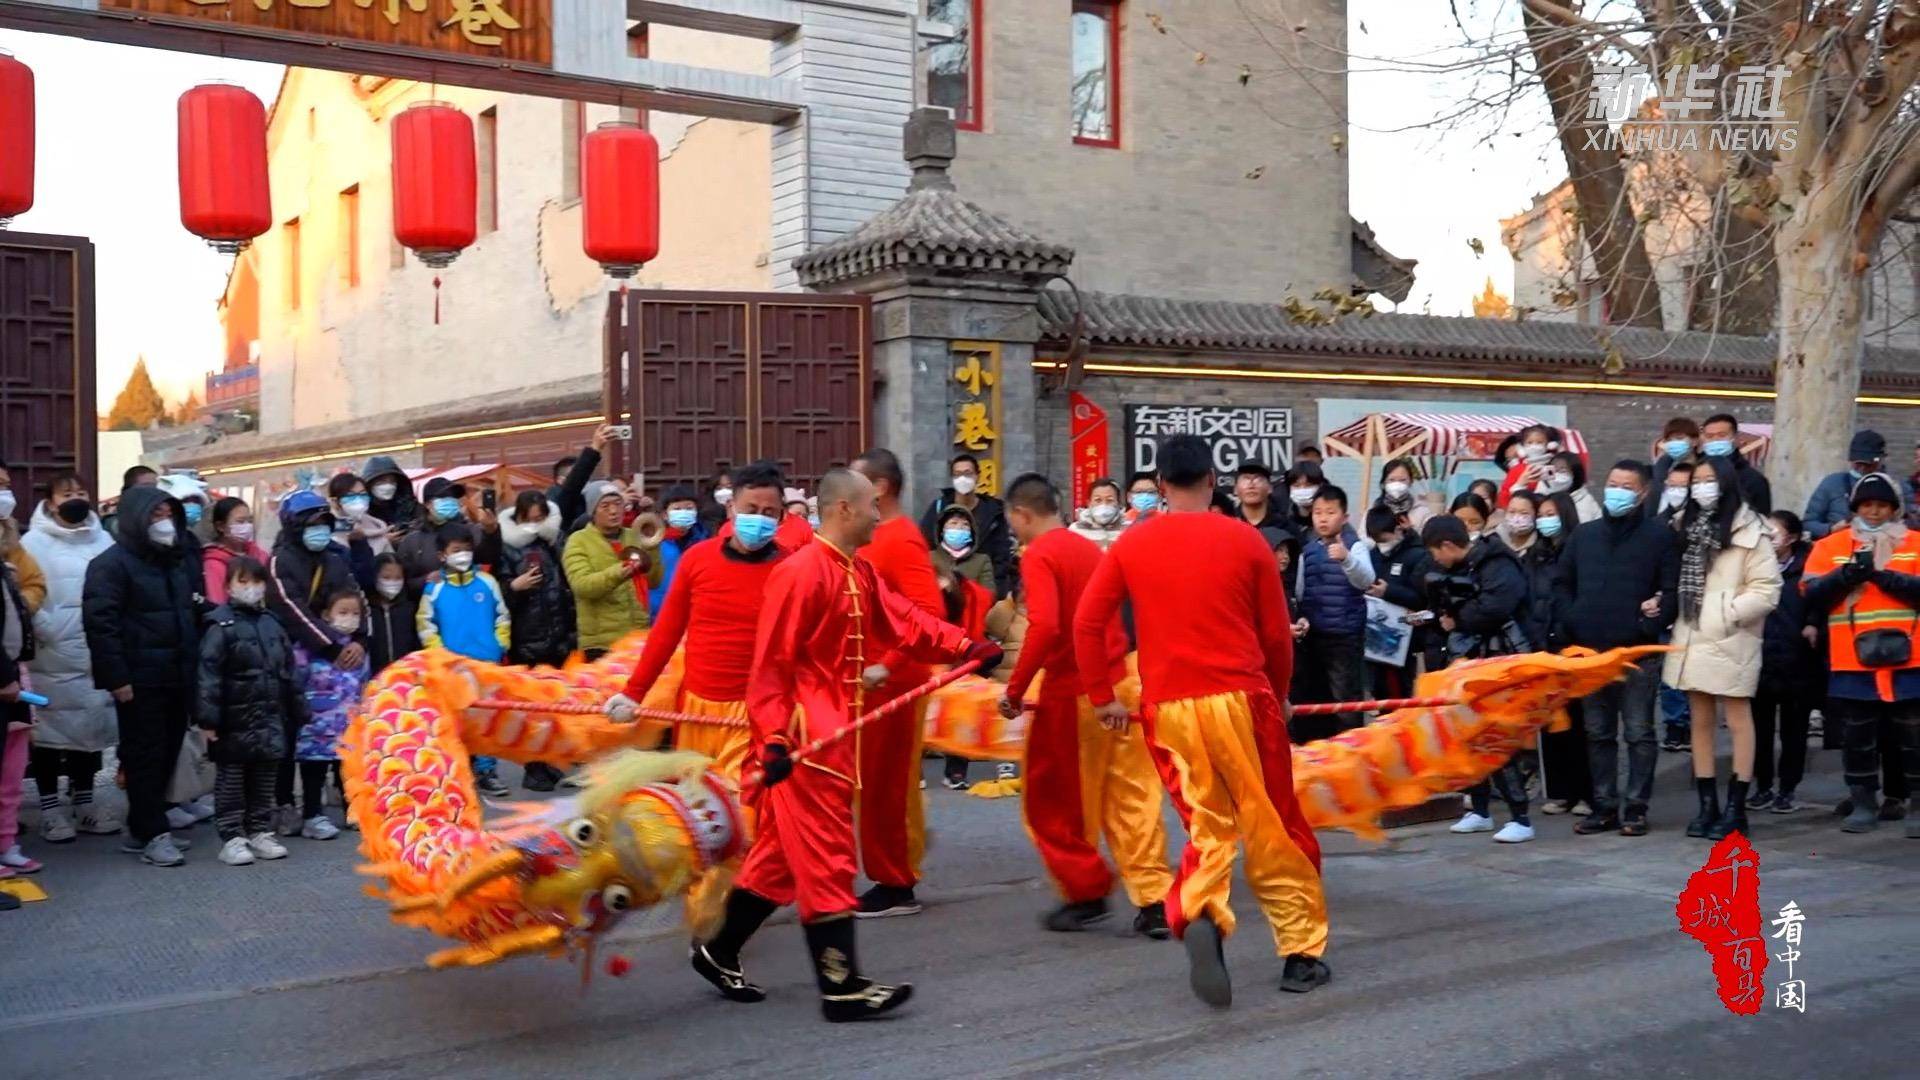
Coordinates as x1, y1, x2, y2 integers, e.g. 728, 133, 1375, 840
4, 751, 1916, 1079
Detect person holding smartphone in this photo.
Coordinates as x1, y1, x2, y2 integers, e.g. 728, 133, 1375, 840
497, 491, 577, 791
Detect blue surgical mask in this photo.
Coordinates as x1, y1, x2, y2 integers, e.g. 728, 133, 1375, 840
666, 508, 699, 530
1853, 516, 1884, 536
183, 502, 203, 527
1129, 492, 1159, 514
1662, 438, 1692, 460
733, 513, 778, 550
341, 494, 371, 518
1537, 515, 1563, 538
1703, 439, 1734, 458
942, 527, 973, 550
301, 524, 333, 552
1603, 487, 1639, 517
807, 514, 821, 529
1850, 468, 1867, 481
431, 497, 461, 522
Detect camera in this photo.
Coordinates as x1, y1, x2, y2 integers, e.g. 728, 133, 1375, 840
1421, 570, 1480, 615
607, 424, 633, 441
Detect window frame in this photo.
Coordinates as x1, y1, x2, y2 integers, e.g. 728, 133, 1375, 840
284, 217, 301, 312
339, 184, 361, 290
1070, 0, 1122, 149
926, 0, 984, 132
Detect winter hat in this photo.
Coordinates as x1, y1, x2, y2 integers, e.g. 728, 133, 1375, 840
1848, 471, 1902, 511
421, 477, 467, 502
278, 489, 335, 530
158, 472, 208, 506
1848, 430, 1887, 463
583, 480, 623, 512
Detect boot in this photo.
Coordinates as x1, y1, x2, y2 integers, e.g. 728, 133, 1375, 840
1841, 784, 1881, 833
1908, 797, 1920, 840
691, 889, 778, 1003
1706, 779, 1750, 841
804, 916, 912, 1023
1685, 777, 1720, 839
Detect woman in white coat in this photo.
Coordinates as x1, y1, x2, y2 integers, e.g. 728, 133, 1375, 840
18, 475, 119, 842
1663, 454, 1781, 843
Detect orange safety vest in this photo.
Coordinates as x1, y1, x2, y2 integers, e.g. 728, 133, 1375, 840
1806, 526, 1920, 701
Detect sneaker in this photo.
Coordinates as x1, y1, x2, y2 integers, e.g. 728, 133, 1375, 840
1770, 791, 1800, 814
218, 836, 256, 866
275, 805, 302, 837
1574, 811, 1621, 835
301, 816, 340, 841
1492, 821, 1535, 843
942, 775, 970, 791
476, 773, 511, 799
247, 832, 289, 860
75, 808, 122, 835
1879, 797, 1908, 822
39, 807, 76, 844
1133, 901, 1172, 940
188, 794, 216, 822
1660, 735, 1688, 753
0, 846, 43, 874
1746, 788, 1777, 811
164, 806, 198, 832
1570, 800, 1593, 817
1279, 954, 1332, 994
1183, 914, 1232, 1008
122, 832, 190, 852
854, 884, 923, 919
1042, 898, 1112, 932
522, 762, 563, 793
1539, 799, 1573, 816
141, 833, 186, 867
1448, 812, 1494, 834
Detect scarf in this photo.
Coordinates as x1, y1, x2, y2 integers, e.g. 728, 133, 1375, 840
1678, 512, 1723, 624
1382, 491, 1413, 517
1855, 519, 1909, 570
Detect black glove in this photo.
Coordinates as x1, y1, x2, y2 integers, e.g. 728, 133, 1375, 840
1841, 551, 1874, 587
962, 640, 1005, 674
759, 742, 794, 787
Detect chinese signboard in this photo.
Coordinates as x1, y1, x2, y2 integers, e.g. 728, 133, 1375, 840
1676, 833, 1768, 1015
950, 341, 1001, 496
1125, 404, 1293, 482
1068, 391, 1108, 511
101, 0, 552, 66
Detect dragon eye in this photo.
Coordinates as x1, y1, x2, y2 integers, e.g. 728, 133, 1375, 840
602, 884, 633, 912
565, 818, 597, 846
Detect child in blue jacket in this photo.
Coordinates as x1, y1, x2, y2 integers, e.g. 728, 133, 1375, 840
417, 524, 512, 797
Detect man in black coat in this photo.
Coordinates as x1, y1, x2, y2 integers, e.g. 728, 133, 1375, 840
547, 425, 614, 540
497, 492, 577, 791
918, 452, 1014, 598
1699, 413, 1772, 515
1553, 460, 1680, 837
82, 485, 204, 866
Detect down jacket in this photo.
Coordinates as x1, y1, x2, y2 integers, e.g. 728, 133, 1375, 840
1662, 507, 1783, 698
20, 502, 117, 751
267, 512, 365, 662
497, 503, 576, 666
194, 603, 310, 764
82, 485, 203, 692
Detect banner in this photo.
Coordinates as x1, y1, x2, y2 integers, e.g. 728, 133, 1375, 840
1125, 404, 1294, 480
1068, 392, 1108, 510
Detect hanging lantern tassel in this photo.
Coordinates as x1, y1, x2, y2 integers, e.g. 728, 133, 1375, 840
433, 275, 442, 326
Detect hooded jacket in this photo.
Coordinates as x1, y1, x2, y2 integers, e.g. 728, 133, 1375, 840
496, 502, 576, 665
195, 601, 310, 764
919, 489, 1013, 598
81, 486, 203, 691
931, 506, 997, 593
267, 502, 366, 662
362, 455, 424, 535
21, 502, 118, 751
1448, 536, 1532, 655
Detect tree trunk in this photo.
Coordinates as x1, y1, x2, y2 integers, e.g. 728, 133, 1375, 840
1771, 178, 1865, 515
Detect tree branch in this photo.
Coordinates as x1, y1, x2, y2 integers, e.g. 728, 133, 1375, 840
1521, 0, 1653, 66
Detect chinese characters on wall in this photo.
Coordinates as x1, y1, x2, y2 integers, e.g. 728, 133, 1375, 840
1124, 404, 1294, 484
949, 342, 1002, 496
106, 0, 550, 65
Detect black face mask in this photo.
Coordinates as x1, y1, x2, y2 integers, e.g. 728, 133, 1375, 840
56, 498, 91, 525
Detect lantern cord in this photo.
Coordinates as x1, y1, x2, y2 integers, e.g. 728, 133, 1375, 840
433, 275, 442, 326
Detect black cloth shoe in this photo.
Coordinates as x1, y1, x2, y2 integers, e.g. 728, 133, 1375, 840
1042, 898, 1111, 932
1574, 810, 1620, 835
803, 917, 913, 1023
1182, 913, 1232, 1008
1619, 807, 1649, 836
0, 889, 19, 911
691, 943, 766, 1003
1842, 785, 1881, 833
1706, 779, 1750, 841
854, 884, 922, 919
522, 762, 563, 793
1133, 901, 1171, 940
703, 888, 778, 969
1686, 778, 1720, 838
1280, 954, 1331, 994
1879, 797, 1908, 821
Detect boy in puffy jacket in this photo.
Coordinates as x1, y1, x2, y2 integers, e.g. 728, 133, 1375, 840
417, 525, 512, 797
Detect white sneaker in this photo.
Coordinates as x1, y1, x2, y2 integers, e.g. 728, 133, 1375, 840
75, 807, 122, 835
165, 806, 198, 831
1449, 812, 1494, 834
246, 832, 288, 860
142, 833, 187, 867
218, 836, 256, 865
301, 816, 340, 841
1493, 821, 1536, 843
189, 795, 216, 822
40, 807, 76, 844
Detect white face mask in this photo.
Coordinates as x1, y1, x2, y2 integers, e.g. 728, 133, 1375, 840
1659, 487, 1687, 511
1383, 480, 1411, 500
371, 482, 398, 501
230, 583, 266, 608
328, 613, 362, 635
1691, 481, 1720, 510
1539, 471, 1573, 494
1523, 442, 1551, 464
952, 475, 978, 496
1507, 513, 1535, 535
147, 518, 177, 547
377, 578, 405, 599
1089, 503, 1122, 526
445, 551, 474, 574
0, 491, 14, 519
228, 521, 255, 542
713, 487, 734, 507
1289, 486, 1318, 507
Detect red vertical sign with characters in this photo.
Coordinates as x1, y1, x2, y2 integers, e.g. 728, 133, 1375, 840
1069, 392, 1109, 511
1676, 833, 1768, 1015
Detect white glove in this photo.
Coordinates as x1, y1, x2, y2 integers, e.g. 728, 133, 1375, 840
604, 693, 639, 723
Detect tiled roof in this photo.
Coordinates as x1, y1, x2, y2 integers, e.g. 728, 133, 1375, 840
792, 185, 1075, 287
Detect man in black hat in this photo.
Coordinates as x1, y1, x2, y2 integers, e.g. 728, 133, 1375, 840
397, 477, 470, 595
1806, 430, 1887, 538
1234, 460, 1293, 548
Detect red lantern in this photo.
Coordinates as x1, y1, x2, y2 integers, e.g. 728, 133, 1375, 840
582, 121, 660, 278
0, 49, 35, 227
391, 101, 476, 270
177, 83, 272, 253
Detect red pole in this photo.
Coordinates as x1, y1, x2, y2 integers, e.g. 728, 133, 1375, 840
742, 660, 984, 793
1286, 695, 1459, 716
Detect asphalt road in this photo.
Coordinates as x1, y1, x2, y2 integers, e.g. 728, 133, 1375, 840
3, 754, 1916, 1079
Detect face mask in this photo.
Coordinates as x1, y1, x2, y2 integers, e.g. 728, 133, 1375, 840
942, 527, 973, 550
329, 613, 362, 635
1523, 443, 1551, 464
445, 551, 475, 573
1703, 439, 1735, 458
1691, 482, 1721, 509
182, 502, 203, 527
1375, 534, 1401, 554
1853, 516, 1884, 536
1383, 480, 1411, 500
1289, 487, 1317, 507
733, 512, 778, 551
1507, 514, 1535, 535
1540, 471, 1573, 494
221, 521, 253, 544
56, 497, 91, 525
1090, 503, 1122, 526
1659, 487, 1687, 512
1130, 492, 1159, 514
1662, 439, 1692, 460
713, 487, 734, 507
431, 497, 461, 522
666, 508, 699, 530
952, 475, 978, 496
147, 518, 177, 547
1603, 487, 1639, 517
0, 491, 14, 519
296, 524, 330, 552
371, 482, 399, 501
377, 578, 405, 599
1537, 515, 1563, 538
1850, 468, 1867, 481
230, 583, 266, 608
807, 514, 821, 529
341, 494, 371, 519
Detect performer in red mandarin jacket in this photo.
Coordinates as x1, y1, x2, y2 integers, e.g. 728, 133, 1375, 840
1072, 433, 1331, 1009
689, 467, 999, 1023
847, 447, 949, 918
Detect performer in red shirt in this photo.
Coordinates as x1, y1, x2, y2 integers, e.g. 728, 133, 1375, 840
689, 467, 998, 1022
1072, 434, 1330, 1008
848, 447, 948, 917
998, 473, 1174, 937
606, 462, 791, 781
